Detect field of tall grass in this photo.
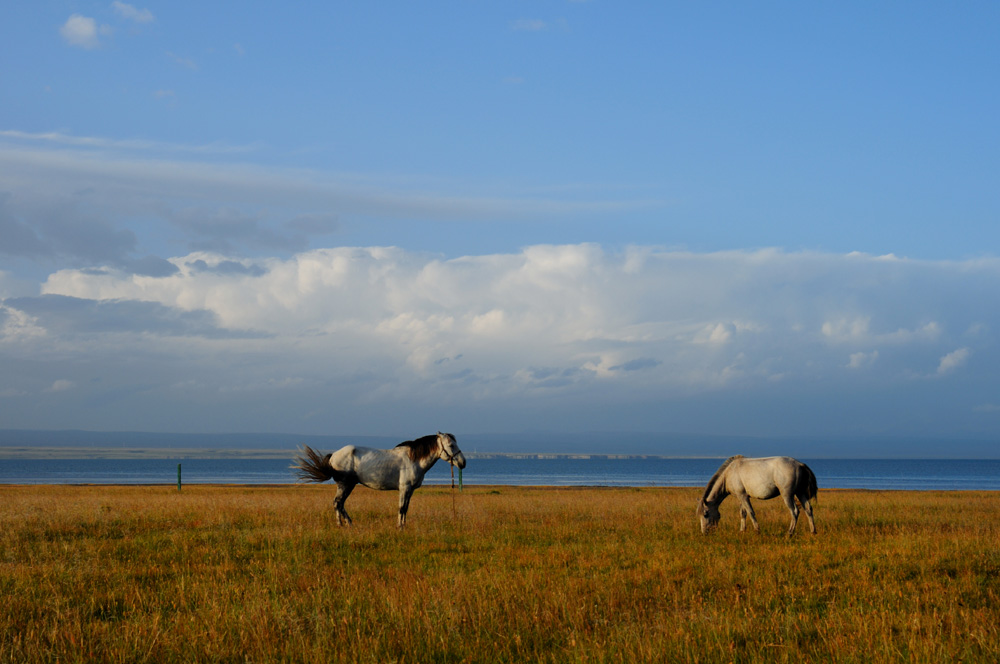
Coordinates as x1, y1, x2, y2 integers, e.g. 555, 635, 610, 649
1, 483, 998, 662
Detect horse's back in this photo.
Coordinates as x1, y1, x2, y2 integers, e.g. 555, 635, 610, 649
330, 445, 406, 491
732, 456, 807, 499
756, 456, 817, 500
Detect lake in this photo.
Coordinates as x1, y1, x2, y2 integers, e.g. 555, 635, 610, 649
1, 456, 999, 490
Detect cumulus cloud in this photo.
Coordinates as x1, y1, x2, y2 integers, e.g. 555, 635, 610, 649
1, 244, 998, 434
20, 245, 996, 387
2, 131, 998, 435
60, 15, 109, 49
695, 322, 736, 345
847, 350, 878, 369
937, 347, 971, 375
822, 317, 870, 341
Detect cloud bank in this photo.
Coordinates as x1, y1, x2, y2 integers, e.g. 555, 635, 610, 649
1, 131, 997, 440
2, 245, 997, 437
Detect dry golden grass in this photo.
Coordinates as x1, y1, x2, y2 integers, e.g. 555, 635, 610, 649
1, 484, 998, 662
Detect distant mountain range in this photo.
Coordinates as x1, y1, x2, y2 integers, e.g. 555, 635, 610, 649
0, 429, 997, 459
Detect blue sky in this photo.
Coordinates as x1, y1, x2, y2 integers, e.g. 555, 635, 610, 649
2, 3, 999, 450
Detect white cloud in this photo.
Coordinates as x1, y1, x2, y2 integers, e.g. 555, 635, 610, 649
0, 305, 47, 342
822, 317, 940, 345
24, 245, 992, 389
694, 322, 735, 345
937, 347, 971, 375
847, 350, 878, 369
3, 244, 999, 434
60, 15, 110, 49
822, 317, 870, 340
2, 130, 999, 435
48, 379, 74, 392
112, 2, 154, 24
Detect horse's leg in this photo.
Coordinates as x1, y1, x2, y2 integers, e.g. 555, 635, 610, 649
799, 495, 817, 534
741, 496, 760, 532
334, 481, 355, 526
739, 505, 748, 532
397, 485, 414, 529
782, 493, 800, 536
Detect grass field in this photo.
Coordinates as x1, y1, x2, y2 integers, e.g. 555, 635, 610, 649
1, 484, 998, 663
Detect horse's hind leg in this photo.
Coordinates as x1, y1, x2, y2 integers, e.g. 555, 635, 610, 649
397, 485, 415, 529
782, 493, 800, 536
334, 481, 356, 526
799, 496, 817, 534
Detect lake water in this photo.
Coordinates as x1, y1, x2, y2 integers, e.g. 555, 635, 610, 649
1, 457, 999, 490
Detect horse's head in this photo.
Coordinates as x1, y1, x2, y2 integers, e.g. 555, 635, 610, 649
437, 432, 466, 469
697, 499, 720, 534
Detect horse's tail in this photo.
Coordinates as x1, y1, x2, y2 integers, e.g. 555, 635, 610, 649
291, 445, 335, 483
803, 463, 819, 504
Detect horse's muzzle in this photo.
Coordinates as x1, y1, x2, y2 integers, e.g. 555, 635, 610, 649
451, 452, 467, 469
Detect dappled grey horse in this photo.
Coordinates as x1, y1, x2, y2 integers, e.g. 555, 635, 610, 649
697, 455, 818, 536
292, 432, 466, 528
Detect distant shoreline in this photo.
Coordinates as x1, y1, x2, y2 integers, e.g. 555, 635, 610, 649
3, 429, 998, 459
0, 447, 722, 461
1, 446, 997, 461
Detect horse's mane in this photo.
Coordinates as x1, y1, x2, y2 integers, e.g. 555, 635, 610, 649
394, 434, 440, 462
699, 455, 744, 504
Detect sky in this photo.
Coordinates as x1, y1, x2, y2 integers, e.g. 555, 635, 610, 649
2, 3, 1000, 451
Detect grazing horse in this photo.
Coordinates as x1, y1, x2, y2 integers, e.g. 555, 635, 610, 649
697, 455, 818, 536
292, 432, 466, 528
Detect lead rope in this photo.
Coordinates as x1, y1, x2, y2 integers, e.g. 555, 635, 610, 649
451, 463, 456, 518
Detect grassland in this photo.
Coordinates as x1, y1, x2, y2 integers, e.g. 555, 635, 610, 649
1, 484, 998, 663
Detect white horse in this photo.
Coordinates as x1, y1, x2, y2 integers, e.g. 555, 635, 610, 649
292, 432, 466, 528
697, 455, 818, 536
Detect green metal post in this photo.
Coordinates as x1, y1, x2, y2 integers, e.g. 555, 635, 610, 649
177, 463, 181, 491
